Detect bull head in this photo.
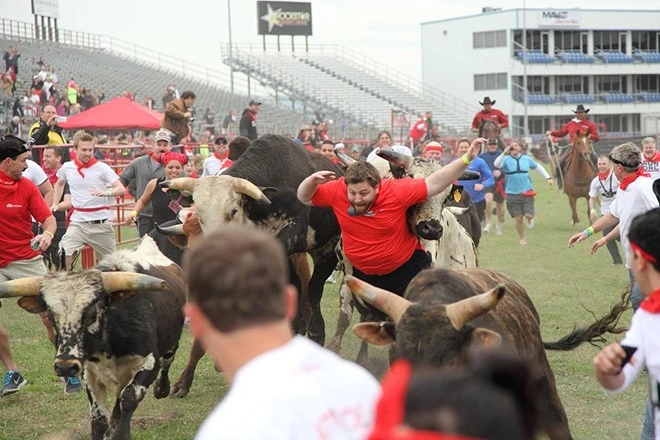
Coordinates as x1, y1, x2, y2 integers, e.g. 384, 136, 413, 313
231, 177, 274, 206
334, 150, 357, 167
377, 148, 414, 171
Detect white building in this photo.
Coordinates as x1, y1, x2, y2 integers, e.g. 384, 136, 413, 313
421, 8, 660, 140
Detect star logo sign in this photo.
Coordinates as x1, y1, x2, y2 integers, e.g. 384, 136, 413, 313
261, 4, 283, 32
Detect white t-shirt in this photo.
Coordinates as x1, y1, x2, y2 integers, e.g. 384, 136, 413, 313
195, 336, 381, 440
609, 176, 658, 267
201, 155, 232, 176
606, 307, 660, 438
641, 155, 660, 181
23, 160, 48, 187
588, 172, 620, 215
57, 161, 120, 222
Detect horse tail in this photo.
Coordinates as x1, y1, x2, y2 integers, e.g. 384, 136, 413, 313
543, 283, 631, 351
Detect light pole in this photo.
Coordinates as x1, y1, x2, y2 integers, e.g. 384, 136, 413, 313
228, 0, 234, 93
522, 0, 529, 138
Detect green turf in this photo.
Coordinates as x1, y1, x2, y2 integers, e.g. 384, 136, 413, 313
0, 172, 647, 439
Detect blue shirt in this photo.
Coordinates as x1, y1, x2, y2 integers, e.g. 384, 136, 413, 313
456, 157, 494, 203
479, 151, 500, 171
498, 154, 539, 195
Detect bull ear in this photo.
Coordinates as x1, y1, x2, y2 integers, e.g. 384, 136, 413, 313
353, 322, 394, 346
469, 327, 502, 349
17, 296, 47, 314
166, 235, 189, 249
259, 187, 279, 201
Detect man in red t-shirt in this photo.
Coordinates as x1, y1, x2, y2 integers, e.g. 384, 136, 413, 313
471, 97, 509, 135
0, 135, 56, 396
298, 138, 485, 299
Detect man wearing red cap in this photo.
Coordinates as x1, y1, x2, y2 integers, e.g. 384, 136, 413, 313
471, 97, 508, 135
546, 104, 600, 188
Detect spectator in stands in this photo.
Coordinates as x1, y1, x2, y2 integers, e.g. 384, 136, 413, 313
203, 108, 216, 135
0, 66, 16, 97
421, 141, 444, 161
161, 90, 196, 145
409, 111, 432, 151
143, 96, 155, 110
546, 104, 600, 189
184, 159, 199, 178
641, 136, 660, 181
28, 104, 67, 163
2, 46, 19, 75
66, 80, 80, 114
428, 123, 442, 143
319, 120, 331, 142
228, 136, 251, 161
360, 130, 393, 160
52, 131, 125, 271
239, 99, 261, 141
471, 96, 509, 136
184, 226, 380, 440
309, 120, 322, 149
95, 89, 105, 105
294, 125, 312, 150
41, 146, 71, 270
222, 109, 236, 134
5, 116, 23, 137
202, 136, 233, 176
119, 129, 172, 237
162, 85, 175, 109
349, 145, 361, 161
320, 140, 339, 164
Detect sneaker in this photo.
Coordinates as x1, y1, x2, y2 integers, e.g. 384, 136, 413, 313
64, 376, 83, 394
2, 371, 27, 396
495, 224, 503, 235
527, 218, 535, 229
483, 223, 492, 233
325, 273, 336, 284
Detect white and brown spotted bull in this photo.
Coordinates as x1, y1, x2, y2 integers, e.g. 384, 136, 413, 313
0, 237, 185, 440
346, 268, 629, 440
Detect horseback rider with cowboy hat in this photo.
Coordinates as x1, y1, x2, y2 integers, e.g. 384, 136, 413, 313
546, 104, 600, 189
471, 96, 509, 135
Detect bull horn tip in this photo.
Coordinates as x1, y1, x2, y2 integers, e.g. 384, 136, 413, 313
495, 284, 506, 298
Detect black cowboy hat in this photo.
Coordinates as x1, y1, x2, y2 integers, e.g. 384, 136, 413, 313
479, 97, 495, 105
572, 104, 590, 114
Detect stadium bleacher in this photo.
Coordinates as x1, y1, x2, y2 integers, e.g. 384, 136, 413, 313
633, 50, 660, 63
600, 92, 635, 104
515, 50, 555, 64
562, 94, 596, 104
595, 51, 633, 64
556, 51, 595, 64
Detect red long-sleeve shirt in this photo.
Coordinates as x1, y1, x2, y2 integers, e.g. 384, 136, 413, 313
550, 118, 600, 143
471, 108, 509, 131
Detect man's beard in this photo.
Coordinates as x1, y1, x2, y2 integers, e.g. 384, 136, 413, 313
348, 201, 372, 216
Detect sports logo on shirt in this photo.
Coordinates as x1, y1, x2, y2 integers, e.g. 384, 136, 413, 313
6, 203, 23, 208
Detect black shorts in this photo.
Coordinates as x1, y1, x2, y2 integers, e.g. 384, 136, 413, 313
474, 199, 486, 222
352, 249, 431, 321
485, 177, 506, 203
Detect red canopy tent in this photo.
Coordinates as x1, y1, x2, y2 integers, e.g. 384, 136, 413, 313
59, 97, 163, 130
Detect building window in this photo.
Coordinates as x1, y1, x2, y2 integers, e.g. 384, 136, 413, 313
513, 30, 546, 52
511, 76, 550, 101
513, 116, 549, 136
556, 75, 589, 94
594, 31, 624, 52
474, 73, 507, 90
555, 31, 587, 53
473, 30, 507, 49
632, 31, 659, 51
593, 114, 628, 133
635, 75, 660, 92
595, 75, 627, 93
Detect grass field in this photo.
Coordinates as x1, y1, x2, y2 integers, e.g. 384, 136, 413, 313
0, 172, 648, 439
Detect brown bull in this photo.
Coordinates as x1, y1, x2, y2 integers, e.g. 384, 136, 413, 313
346, 268, 628, 440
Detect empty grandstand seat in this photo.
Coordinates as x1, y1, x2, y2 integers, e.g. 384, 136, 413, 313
600, 93, 635, 104
514, 50, 554, 63
596, 51, 633, 64
633, 50, 660, 63
563, 94, 596, 104
522, 93, 556, 105
557, 51, 594, 64
639, 92, 660, 103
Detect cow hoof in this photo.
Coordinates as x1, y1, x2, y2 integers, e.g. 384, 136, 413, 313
170, 384, 189, 398
154, 382, 169, 399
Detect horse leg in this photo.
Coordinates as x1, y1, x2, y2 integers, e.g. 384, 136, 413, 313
170, 339, 205, 398
568, 196, 579, 225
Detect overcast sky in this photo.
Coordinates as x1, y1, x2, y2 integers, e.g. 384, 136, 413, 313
4, 0, 658, 83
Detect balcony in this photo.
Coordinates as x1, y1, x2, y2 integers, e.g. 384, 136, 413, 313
596, 51, 633, 64
514, 50, 555, 64
563, 94, 596, 104
633, 50, 660, 63
556, 51, 595, 64
639, 92, 660, 103
600, 93, 635, 104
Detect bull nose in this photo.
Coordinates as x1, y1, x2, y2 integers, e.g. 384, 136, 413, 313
416, 220, 443, 240
53, 359, 82, 378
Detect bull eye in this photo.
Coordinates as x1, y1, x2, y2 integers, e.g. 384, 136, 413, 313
230, 208, 238, 218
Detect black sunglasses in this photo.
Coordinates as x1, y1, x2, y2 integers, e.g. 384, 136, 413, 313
607, 154, 638, 168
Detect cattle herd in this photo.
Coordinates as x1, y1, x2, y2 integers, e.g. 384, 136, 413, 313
0, 135, 633, 439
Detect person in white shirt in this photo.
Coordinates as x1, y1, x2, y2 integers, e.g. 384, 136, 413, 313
201, 136, 233, 176
184, 226, 381, 440
588, 155, 623, 265
641, 137, 660, 181
593, 208, 660, 440
51, 131, 125, 270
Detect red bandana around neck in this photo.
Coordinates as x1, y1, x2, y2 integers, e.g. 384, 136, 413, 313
618, 168, 650, 191
0, 170, 18, 193
73, 156, 99, 178
148, 151, 162, 163
42, 165, 60, 185
214, 151, 228, 160
644, 151, 660, 163
640, 288, 660, 314
596, 169, 611, 181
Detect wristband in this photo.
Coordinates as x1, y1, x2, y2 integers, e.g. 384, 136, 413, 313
584, 226, 595, 237
43, 230, 55, 239
130, 210, 138, 218
461, 154, 472, 165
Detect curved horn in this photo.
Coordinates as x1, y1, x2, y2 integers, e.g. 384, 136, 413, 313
445, 206, 469, 216
445, 284, 506, 330
160, 178, 197, 192
345, 275, 412, 324
0, 277, 42, 298
459, 170, 480, 181
377, 148, 414, 171
334, 150, 357, 167
231, 178, 271, 205
101, 272, 168, 293
155, 222, 185, 236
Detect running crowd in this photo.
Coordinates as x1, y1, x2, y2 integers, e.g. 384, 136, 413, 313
1, 88, 660, 440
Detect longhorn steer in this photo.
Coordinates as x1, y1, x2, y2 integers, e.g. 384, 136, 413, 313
0, 236, 185, 440
347, 268, 628, 440
161, 135, 341, 345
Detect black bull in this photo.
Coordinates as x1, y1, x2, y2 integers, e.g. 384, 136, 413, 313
347, 268, 629, 440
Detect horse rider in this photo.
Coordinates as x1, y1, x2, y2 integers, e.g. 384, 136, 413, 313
471, 96, 509, 136
546, 104, 600, 189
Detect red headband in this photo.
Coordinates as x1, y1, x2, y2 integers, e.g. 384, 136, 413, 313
423, 143, 444, 153
630, 242, 658, 264
160, 152, 188, 166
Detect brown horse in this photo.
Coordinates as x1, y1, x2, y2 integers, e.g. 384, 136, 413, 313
478, 120, 505, 150
562, 129, 596, 225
